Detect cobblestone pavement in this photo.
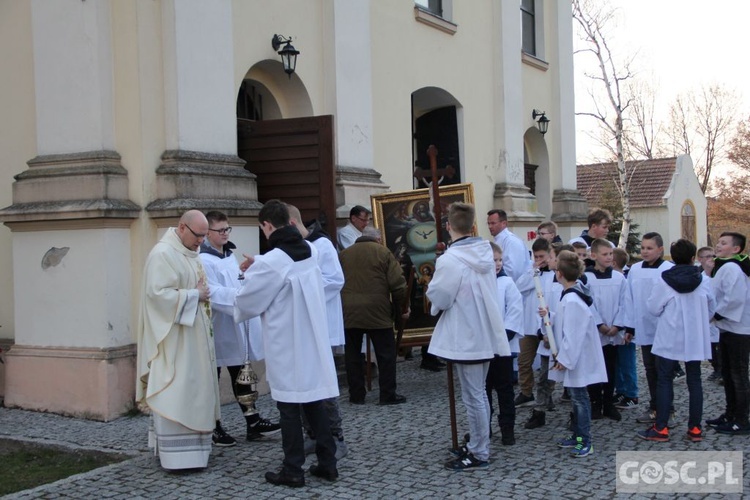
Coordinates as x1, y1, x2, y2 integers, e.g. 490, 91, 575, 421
1, 354, 747, 499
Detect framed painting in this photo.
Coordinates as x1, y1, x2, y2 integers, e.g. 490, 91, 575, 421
371, 183, 475, 346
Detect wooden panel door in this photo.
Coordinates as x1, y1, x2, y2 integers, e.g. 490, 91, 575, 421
237, 115, 336, 243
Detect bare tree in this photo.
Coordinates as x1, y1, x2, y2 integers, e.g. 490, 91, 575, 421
573, 0, 635, 248
666, 84, 739, 193
624, 79, 667, 160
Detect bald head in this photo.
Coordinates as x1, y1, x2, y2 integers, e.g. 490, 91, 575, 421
177, 210, 208, 251
285, 204, 308, 238
180, 210, 206, 226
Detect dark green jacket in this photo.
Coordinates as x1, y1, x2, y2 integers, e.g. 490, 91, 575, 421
339, 238, 407, 329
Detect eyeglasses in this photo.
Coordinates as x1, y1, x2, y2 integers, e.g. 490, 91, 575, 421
184, 224, 206, 239
209, 227, 232, 235
355, 216, 370, 223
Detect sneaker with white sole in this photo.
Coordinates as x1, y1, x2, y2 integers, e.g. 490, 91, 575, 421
569, 437, 593, 457
557, 435, 578, 448
212, 422, 237, 447
444, 452, 489, 471
615, 397, 639, 410
247, 417, 282, 441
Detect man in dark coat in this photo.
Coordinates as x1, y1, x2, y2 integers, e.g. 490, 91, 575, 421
339, 226, 409, 405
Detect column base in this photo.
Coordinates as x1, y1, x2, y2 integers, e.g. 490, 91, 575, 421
491, 182, 545, 222
335, 165, 389, 219
146, 150, 262, 219
3, 344, 136, 422
551, 188, 589, 223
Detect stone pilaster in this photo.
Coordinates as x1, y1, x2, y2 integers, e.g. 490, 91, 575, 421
335, 165, 389, 218
0, 151, 140, 224
145, 150, 262, 219
492, 182, 545, 222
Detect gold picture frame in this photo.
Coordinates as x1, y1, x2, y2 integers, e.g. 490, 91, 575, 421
371, 183, 476, 347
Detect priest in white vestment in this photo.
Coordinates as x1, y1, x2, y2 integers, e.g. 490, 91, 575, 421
136, 210, 221, 470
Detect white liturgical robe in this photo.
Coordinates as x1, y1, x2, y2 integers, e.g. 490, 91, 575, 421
234, 243, 339, 403
136, 228, 220, 469
200, 248, 264, 364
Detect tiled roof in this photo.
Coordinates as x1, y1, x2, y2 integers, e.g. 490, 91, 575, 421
577, 157, 678, 208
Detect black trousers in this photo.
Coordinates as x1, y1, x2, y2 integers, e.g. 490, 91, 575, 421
710, 341, 722, 373
277, 400, 336, 476
344, 327, 397, 402
640, 344, 658, 411
588, 344, 617, 408
217, 366, 260, 425
485, 354, 515, 427
720, 330, 750, 425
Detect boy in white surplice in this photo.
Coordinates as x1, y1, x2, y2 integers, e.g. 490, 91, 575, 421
233, 200, 339, 488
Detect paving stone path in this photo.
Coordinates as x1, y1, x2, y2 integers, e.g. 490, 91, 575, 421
0, 354, 747, 499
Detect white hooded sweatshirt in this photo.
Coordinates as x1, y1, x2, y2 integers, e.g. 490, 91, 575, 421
427, 237, 511, 361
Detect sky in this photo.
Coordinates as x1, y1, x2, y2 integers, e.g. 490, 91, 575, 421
573, 0, 750, 173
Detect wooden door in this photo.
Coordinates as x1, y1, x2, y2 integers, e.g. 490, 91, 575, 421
237, 116, 336, 243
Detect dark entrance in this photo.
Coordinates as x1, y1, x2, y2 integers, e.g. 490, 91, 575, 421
413, 106, 461, 188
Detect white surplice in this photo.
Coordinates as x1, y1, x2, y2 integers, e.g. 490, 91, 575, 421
233, 243, 339, 403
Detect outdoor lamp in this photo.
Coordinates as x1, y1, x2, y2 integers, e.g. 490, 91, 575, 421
271, 34, 300, 78
532, 109, 550, 135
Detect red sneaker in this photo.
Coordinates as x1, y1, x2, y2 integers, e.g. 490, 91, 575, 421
686, 427, 703, 442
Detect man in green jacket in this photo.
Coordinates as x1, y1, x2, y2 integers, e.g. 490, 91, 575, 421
339, 226, 409, 405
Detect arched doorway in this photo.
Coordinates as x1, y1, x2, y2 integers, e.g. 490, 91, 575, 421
411, 87, 463, 189
523, 127, 550, 217
681, 200, 696, 243
235, 61, 336, 239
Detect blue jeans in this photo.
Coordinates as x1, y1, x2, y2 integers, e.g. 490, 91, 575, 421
616, 342, 638, 398
568, 386, 591, 445
655, 357, 702, 430
456, 362, 491, 461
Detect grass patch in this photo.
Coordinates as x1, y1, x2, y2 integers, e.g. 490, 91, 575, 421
0, 438, 128, 496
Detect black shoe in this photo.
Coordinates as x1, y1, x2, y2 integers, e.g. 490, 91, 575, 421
420, 361, 443, 372
379, 394, 407, 405
444, 452, 489, 471
673, 366, 686, 380
706, 413, 730, 428
714, 421, 750, 435
603, 404, 622, 422
247, 418, 281, 441
212, 422, 237, 447
514, 393, 535, 407
615, 396, 639, 410
500, 425, 516, 445
524, 409, 546, 429
349, 397, 365, 405
309, 464, 339, 482
265, 468, 305, 488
